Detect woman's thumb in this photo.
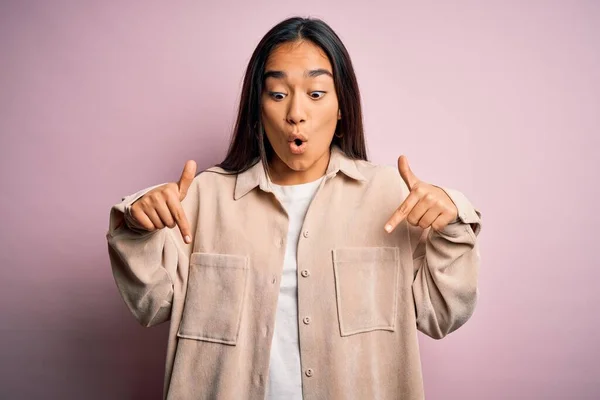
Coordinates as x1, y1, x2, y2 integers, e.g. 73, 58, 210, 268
177, 160, 197, 200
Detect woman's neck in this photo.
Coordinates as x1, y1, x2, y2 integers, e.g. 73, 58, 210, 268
268, 150, 330, 186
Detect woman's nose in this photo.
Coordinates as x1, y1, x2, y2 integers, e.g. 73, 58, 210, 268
286, 93, 307, 125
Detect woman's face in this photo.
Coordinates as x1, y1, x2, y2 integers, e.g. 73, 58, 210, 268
261, 40, 340, 185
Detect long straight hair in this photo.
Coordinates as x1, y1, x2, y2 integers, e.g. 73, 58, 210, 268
216, 16, 368, 175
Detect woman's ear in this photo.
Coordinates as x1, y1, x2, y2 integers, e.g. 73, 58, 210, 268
338, 109, 342, 119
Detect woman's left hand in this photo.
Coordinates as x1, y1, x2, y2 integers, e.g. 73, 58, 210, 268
384, 155, 459, 233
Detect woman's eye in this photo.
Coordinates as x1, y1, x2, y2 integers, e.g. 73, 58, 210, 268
268, 91, 325, 101
269, 92, 286, 101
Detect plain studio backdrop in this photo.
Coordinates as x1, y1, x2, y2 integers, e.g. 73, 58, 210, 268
0, 1, 598, 399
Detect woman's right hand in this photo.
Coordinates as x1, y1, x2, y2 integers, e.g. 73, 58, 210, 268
129, 160, 197, 243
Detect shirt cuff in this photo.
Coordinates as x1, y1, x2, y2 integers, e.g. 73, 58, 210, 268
433, 185, 482, 236
107, 183, 168, 236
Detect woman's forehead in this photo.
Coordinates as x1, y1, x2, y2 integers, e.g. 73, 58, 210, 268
265, 40, 332, 72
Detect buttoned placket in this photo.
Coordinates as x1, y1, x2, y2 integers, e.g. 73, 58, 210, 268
256, 166, 339, 398
294, 171, 337, 398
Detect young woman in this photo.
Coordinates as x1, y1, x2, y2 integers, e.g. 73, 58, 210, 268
106, 16, 482, 400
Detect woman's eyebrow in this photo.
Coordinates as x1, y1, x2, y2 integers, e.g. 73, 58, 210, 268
263, 68, 333, 80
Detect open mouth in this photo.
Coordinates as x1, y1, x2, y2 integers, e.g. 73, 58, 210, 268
289, 138, 307, 154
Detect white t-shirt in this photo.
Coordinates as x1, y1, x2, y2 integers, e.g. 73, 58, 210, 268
265, 175, 325, 400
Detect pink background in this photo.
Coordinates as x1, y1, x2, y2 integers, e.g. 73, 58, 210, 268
1, 1, 598, 399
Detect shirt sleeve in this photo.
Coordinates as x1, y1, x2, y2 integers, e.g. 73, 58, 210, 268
409, 185, 482, 339
105, 182, 193, 328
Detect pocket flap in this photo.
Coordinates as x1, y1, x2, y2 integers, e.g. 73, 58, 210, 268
333, 246, 399, 263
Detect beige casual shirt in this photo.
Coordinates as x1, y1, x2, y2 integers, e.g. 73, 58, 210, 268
106, 145, 483, 400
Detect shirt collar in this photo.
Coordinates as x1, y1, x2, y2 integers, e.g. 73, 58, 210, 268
234, 144, 366, 200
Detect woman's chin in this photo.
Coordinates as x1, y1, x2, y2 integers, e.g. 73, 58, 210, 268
283, 158, 310, 172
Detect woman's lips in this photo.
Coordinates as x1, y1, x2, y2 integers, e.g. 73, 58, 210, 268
288, 139, 307, 155
287, 133, 308, 142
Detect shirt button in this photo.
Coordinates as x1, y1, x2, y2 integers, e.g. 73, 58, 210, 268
303, 230, 309, 238
305, 368, 313, 377
303, 316, 311, 325
300, 269, 310, 278
271, 276, 277, 284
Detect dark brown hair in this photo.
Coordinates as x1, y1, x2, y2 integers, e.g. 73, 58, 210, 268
216, 16, 368, 175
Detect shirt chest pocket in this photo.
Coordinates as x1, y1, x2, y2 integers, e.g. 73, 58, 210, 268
176, 252, 249, 345
332, 246, 400, 337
